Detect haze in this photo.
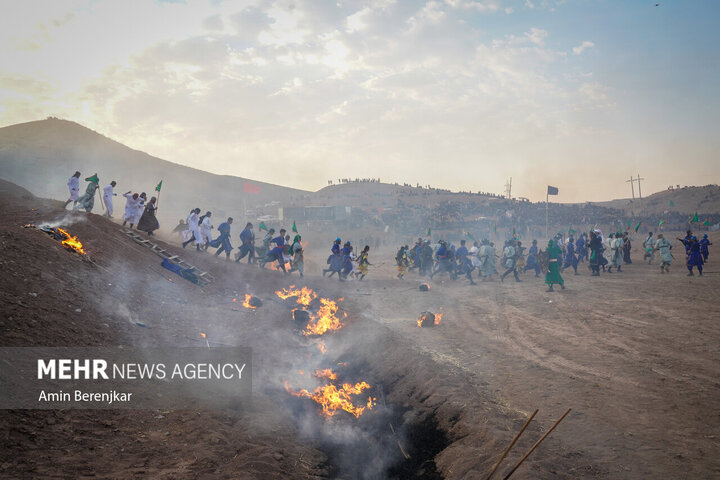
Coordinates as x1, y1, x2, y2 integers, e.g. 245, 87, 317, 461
1, 0, 718, 202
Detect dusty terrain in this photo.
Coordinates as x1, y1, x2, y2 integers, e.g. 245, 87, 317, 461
1, 178, 719, 479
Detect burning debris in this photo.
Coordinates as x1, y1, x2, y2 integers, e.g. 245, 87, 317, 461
284, 368, 376, 419
417, 311, 443, 328
242, 294, 263, 309
24, 224, 86, 255
419, 283, 430, 292
303, 298, 346, 336
275, 285, 318, 306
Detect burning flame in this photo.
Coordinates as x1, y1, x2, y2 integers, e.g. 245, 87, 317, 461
200, 333, 207, 339
276, 285, 318, 306
284, 370, 375, 418
317, 340, 327, 354
242, 294, 257, 309
314, 369, 338, 381
57, 228, 86, 254
417, 311, 443, 327
303, 298, 345, 336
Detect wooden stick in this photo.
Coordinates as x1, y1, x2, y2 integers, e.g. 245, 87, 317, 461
502, 408, 571, 480
485, 409, 538, 480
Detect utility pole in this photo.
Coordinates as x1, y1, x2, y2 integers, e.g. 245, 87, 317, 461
636, 174, 644, 199
626, 176, 636, 200
505, 177, 512, 199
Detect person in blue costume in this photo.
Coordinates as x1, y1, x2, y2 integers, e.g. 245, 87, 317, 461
211, 217, 233, 259
260, 228, 288, 272
523, 239, 540, 277
454, 239, 477, 285
561, 236, 579, 275
678, 233, 704, 276
430, 241, 456, 280
235, 222, 256, 264
323, 238, 344, 278
578, 233, 588, 263
340, 242, 354, 281
699, 234, 712, 262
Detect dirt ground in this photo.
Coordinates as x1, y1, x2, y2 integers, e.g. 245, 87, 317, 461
1, 178, 718, 479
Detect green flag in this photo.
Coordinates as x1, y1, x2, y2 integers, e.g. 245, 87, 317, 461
658, 219, 665, 227
634, 221, 642, 232
155, 180, 163, 192
703, 218, 711, 226
84, 174, 99, 185
690, 212, 699, 223
259, 222, 268, 231
467, 231, 475, 241
292, 221, 298, 233
626, 220, 631, 230
512, 227, 516, 236
493, 223, 497, 233
426, 228, 431, 237
669, 200, 675, 207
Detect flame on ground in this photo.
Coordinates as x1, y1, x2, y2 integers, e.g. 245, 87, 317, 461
317, 339, 327, 354
284, 371, 375, 418
200, 332, 207, 339
57, 228, 86, 254
276, 285, 318, 306
242, 294, 257, 309
417, 311, 443, 327
303, 298, 345, 336
313, 368, 338, 381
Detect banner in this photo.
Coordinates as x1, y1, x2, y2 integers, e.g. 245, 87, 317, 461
243, 182, 261, 194
547, 186, 559, 195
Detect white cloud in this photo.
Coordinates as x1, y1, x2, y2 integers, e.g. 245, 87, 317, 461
572, 40, 595, 55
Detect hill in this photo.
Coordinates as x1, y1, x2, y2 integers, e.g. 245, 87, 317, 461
595, 185, 720, 217
0, 118, 310, 226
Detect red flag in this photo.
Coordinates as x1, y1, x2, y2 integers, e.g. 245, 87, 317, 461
243, 182, 261, 194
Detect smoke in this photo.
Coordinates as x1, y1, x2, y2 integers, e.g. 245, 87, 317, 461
37, 211, 88, 229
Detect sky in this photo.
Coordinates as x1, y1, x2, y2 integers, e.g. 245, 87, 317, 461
0, 0, 719, 202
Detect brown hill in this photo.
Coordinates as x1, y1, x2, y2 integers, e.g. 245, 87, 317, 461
0, 118, 310, 227
595, 185, 720, 216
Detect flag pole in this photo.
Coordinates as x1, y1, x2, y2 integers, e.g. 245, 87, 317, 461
156, 187, 161, 212
545, 191, 549, 240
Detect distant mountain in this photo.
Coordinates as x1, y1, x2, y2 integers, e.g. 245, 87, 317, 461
0, 118, 310, 226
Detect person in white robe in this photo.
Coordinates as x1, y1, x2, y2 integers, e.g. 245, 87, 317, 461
200, 211, 213, 250
133, 193, 147, 226
182, 208, 203, 251
122, 192, 139, 228
64, 171, 81, 208
469, 241, 481, 269
102, 181, 117, 217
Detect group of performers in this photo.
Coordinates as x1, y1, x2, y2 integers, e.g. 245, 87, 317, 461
65, 171, 159, 235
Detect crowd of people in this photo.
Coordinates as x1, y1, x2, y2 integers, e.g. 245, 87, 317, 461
64, 170, 713, 286
65, 171, 160, 235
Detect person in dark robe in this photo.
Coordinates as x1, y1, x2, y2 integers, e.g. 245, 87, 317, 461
323, 238, 343, 277
235, 222, 256, 264
524, 239, 541, 277
137, 197, 159, 236
455, 239, 476, 285
622, 232, 632, 264
561, 236, 578, 275
678, 234, 703, 276
588, 231, 602, 276
210, 218, 233, 259
699, 234, 711, 262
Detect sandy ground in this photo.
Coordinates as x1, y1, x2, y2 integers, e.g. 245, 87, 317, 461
1, 178, 718, 479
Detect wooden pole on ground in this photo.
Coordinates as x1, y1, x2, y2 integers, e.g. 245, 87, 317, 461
502, 408, 571, 480
485, 409, 538, 480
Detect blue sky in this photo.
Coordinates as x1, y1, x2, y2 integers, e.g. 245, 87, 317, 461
0, 0, 718, 201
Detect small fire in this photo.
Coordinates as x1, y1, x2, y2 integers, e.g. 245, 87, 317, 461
317, 340, 327, 354
232, 298, 238, 303
303, 298, 345, 336
242, 294, 257, 309
57, 228, 86, 255
417, 311, 443, 327
284, 369, 375, 418
200, 332, 209, 348
276, 285, 318, 306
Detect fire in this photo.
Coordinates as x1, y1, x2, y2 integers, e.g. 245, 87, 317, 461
303, 298, 345, 336
232, 298, 237, 303
242, 294, 257, 309
314, 369, 338, 381
57, 228, 86, 254
284, 370, 375, 418
417, 311, 443, 327
276, 285, 318, 306
317, 340, 327, 354
200, 333, 206, 339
